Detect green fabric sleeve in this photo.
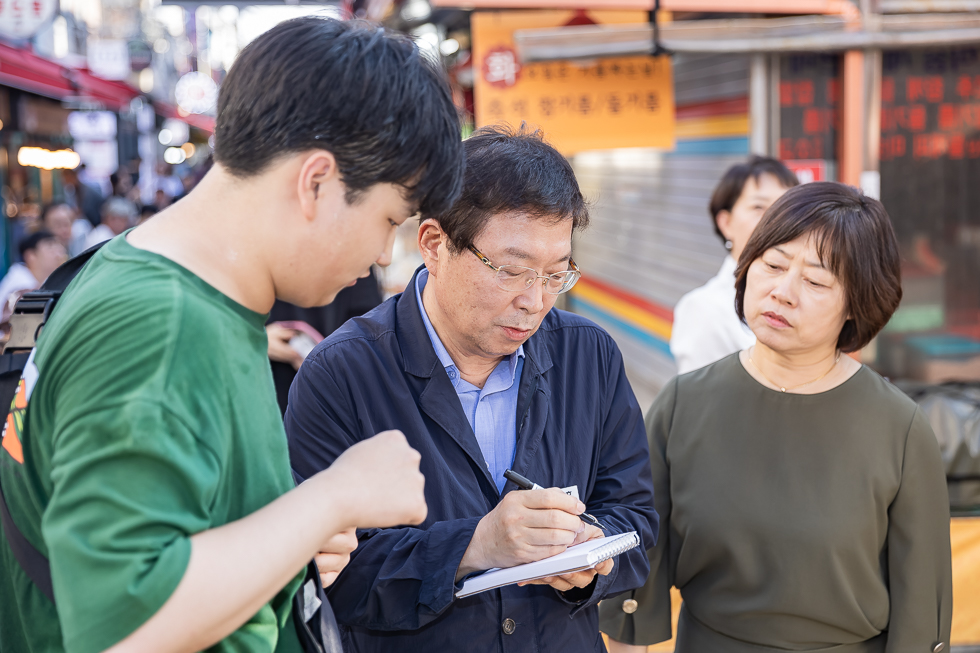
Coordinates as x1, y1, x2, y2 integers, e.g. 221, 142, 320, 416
884, 407, 953, 652
599, 377, 676, 646
41, 400, 221, 653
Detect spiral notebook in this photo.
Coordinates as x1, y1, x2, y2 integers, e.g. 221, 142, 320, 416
455, 531, 640, 599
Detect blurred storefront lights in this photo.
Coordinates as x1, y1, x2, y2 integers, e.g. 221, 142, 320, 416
17, 147, 81, 170
164, 147, 186, 164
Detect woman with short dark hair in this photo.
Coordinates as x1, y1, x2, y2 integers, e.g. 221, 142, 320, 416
602, 182, 952, 653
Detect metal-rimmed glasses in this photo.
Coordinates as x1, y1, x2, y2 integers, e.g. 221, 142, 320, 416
469, 245, 582, 295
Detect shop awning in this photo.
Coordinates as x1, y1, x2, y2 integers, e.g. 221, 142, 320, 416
153, 101, 216, 134
0, 42, 75, 100
0, 43, 214, 134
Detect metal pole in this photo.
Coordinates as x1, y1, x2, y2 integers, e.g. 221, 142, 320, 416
750, 53, 768, 155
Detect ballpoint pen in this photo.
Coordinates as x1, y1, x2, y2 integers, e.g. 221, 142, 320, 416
503, 469, 606, 531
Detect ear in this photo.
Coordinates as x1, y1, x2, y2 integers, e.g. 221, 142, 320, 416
715, 210, 735, 242
418, 219, 445, 273
297, 150, 341, 223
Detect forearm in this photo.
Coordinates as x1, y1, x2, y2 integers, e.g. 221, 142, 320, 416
106, 473, 349, 653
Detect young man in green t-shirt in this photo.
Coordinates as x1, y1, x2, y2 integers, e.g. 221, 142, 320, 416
0, 18, 463, 653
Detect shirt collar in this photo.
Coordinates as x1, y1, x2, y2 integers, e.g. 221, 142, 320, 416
414, 269, 524, 383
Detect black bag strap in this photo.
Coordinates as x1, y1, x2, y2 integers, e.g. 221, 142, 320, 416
0, 477, 55, 602
0, 241, 106, 604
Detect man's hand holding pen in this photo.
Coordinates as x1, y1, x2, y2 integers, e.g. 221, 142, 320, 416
456, 488, 589, 583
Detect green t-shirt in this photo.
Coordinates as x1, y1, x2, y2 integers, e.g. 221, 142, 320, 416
0, 234, 304, 653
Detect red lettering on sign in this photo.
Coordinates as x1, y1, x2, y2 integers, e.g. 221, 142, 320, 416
969, 138, 980, 158
880, 134, 907, 161
909, 105, 927, 131
882, 77, 895, 104
924, 76, 944, 103
939, 104, 958, 130
907, 77, 924, 102
803, 108, 833, 134
913, 133, 948, 159
958, 75, 973, 100
949, 133, 965, 159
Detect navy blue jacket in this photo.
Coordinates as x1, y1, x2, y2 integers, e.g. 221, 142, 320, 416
285, 269, 658, 653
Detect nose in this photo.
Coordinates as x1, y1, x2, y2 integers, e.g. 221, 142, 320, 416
514, 277, 546, 314
375, 228, 397, 268
770, 273, 799, 307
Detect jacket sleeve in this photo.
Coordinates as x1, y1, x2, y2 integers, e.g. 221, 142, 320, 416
598, 377, 676, 646
284, 354, 479, 631
566, 340, 658, 615
885, 407, 952, 652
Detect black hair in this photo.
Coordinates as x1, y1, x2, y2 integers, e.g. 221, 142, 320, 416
213, 17, 464, 216
734, 182, 902, 353
40, 203, 71, 222
426, 124, 589, 254
19, 230, 57, 259
709, 156, 799, 244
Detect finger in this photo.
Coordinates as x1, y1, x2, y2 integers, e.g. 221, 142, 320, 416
315, 553, 351, 575
595, 558, 615, 576
520, 508, 586, 534
557, 569, 598, 588
520, 488, 585, 514
543, 576, 576, 592
321, 530, 359, 554
320, 572, 340, 588
523, 527, 578, 547
571, 525, 603, 546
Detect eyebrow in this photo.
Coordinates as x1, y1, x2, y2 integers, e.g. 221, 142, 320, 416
772, 246, 827, 270
503, 247, 572, 265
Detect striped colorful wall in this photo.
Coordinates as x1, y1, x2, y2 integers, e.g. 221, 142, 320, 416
569, 53, 751, 403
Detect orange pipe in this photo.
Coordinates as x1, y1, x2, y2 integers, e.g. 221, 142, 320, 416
840, 49, 865, 187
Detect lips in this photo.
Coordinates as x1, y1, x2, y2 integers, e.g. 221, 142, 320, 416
762, 311, 791, 328
501, 325, 533, 340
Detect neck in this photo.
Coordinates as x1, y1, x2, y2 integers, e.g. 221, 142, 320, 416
748, 341, 841, 391
421, 280, 503, 389
126, 166, 279, 314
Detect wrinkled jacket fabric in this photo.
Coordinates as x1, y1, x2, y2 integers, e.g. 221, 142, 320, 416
285, 268, 658, 653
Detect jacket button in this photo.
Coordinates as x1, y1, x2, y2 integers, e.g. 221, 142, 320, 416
933, 644, 945, 652
622, 599, 638, 614
502, 618, 516, 635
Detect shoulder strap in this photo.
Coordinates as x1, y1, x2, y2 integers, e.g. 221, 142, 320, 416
0, 477, 55, 602
0, 240, 105, 604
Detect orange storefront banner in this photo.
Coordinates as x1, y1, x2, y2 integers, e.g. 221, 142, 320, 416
471, 10, 675, 155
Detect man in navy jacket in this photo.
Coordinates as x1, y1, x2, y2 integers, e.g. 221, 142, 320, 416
286, 126, 658, 652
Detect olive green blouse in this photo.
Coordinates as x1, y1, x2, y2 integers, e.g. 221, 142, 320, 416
599, 354, 952, 653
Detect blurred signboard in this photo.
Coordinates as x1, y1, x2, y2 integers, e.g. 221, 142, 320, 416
0, 0, 57, 40
471, 10, 674, 155
783, 159, 827, 184
779, 54, 840, 163
88, 40, 131, 81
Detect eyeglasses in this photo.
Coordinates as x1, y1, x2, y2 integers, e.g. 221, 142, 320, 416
469, 245, 582, 295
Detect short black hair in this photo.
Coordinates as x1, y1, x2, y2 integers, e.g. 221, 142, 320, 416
40, 203, 71, 222
19, 230, 57, 259
214, 17, 464, 216
734, 182, 902, 353
709, 156, 799, 244
426, 124, 589, 254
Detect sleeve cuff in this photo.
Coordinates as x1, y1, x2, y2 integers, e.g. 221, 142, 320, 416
418, 517, 481, 614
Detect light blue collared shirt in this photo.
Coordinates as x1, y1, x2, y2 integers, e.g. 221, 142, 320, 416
415, 269, 524, 494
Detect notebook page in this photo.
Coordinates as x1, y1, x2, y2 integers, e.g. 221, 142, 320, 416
455, 531, 639, 599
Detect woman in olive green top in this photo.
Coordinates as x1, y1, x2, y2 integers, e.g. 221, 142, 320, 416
602, 182, 952, 653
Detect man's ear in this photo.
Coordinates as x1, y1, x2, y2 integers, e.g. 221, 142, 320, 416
418, 219, 445, 273
715, 210, 734, 242
297, 150, 341, 223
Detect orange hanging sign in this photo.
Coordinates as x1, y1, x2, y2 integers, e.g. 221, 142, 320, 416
471, 10, 675, 155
